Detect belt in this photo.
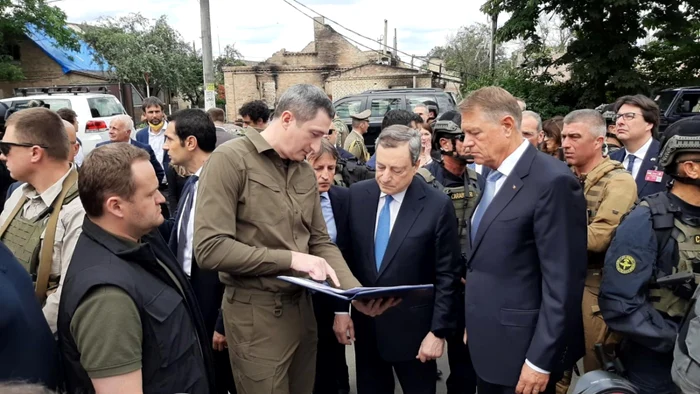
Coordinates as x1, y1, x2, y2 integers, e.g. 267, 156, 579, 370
224, 286, 305, 305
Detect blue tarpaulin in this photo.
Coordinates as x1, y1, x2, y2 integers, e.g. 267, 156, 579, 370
24, 24, 108, 74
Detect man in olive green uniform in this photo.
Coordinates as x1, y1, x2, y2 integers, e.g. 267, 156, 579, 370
344, 109, 371, 162
194, 84, 391, 394
333, 115, 350, 149
555, 109, 637, 393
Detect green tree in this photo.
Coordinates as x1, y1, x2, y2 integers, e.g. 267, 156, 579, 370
214, 44, 244, 84
0, 0, 79, 81
81, 13, 204, 105
483, 0, 699, 107
427, 23, 506, 80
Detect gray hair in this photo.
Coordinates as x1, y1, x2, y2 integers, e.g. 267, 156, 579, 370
111, 114, 135, 132
522, 111, 543, 132
564, 109, 606, 138
273, 84, 335, 123
375, 125, 421, 165
413, 104, 428, 112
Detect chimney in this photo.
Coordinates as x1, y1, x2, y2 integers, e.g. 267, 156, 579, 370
313, 17, 325, 43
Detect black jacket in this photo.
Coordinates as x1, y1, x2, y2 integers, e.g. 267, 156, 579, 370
57, 218, 216, 394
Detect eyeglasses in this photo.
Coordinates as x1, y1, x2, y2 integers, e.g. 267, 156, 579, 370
613, 113, 641, 122
457, 134, 465, 142
0, 141, 50, 156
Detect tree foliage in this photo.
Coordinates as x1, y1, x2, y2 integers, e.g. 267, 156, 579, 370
0, 0, 79, 81
427, 23, 507, 79
483, 0, 700, 107
214, 44, 244, 84
81, 13, 203, 104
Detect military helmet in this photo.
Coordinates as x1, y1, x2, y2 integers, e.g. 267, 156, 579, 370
657, 115, 700, 172
572, 370, 638, 394
431, 111, 463, 150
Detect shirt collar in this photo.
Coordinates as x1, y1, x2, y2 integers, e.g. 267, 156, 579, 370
246, 127, 275, 154
496, 139, 530, 178
193, 166, 203, 178
380, 187, 407, 204
320, 191, 330, 200
625, 135, 653, 159
149, 121, 167, 136
23, 164, 76, 206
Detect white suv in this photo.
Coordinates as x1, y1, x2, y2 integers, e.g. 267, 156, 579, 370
1, 93, 127, 154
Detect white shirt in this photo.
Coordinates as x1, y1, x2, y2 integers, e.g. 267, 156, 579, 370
470, 139, 550, 375
474, 163, 483, 175
374, 188, 407, 238
147, 122, 167, 168
177, 167, 202, 276
623, 136, 652, 179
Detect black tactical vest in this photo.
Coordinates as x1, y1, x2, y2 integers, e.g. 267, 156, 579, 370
57, 219, 215, 394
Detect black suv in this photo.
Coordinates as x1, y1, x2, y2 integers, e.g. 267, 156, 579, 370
333, 88, 459, 153
654, 87, 700, 133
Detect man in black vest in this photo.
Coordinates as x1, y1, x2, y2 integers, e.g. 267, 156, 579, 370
57, 143, 216, 394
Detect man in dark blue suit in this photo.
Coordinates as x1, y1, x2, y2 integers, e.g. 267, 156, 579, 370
609, 95, 670, 198
307, 138, 352, 394
0, 242, 59, 389
160, 109, 236, 394
135, 97, 170, 174
460, 87, 587, 394
334, 125, 462, 394
96, 115, 164, 182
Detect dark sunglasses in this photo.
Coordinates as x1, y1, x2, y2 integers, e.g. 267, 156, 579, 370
457, 134, 465, 142
0, 141, 50, 156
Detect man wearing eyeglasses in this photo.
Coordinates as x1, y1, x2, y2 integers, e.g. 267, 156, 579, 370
0, 107, 85, 334
609, 95, 670, 198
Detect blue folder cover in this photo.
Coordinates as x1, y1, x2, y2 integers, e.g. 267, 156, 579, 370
277, 275, 434, 301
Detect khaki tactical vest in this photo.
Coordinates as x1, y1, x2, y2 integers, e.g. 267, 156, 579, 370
649, 215, 700, 317
417, 167, 481, 247
0, 171, 80, 299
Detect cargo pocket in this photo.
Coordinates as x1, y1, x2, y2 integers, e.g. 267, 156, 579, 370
241, 172, 284, 225
232, 355, 277, 394
143, 288, 197, 369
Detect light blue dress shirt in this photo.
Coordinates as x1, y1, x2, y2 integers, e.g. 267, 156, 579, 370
320, 192, 337, 243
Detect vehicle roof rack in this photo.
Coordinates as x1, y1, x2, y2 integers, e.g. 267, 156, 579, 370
13, 85, 110, 97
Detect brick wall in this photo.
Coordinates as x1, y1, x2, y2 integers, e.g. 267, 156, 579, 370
0, 37, 106, 99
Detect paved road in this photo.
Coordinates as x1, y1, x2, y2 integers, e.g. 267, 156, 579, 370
345, 346, 581, 394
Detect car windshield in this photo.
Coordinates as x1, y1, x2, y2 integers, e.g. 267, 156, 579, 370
87, 97, 126, 118
655, 91, 678, 112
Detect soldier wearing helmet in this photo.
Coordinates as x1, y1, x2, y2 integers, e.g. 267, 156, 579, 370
599, 116, 700, 394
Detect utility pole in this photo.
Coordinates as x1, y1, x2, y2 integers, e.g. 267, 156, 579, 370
200, 0, 216, 110
393, 28, 397, 58
489, 12, 498, 74
383, 20, 388, 55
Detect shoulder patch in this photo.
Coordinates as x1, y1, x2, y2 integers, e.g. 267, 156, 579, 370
616, 255, 636, 274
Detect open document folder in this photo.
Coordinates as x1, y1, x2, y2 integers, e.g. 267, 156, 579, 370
277, 276, 434, 301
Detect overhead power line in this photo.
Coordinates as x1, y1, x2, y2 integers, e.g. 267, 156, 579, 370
282, 0, 467, 79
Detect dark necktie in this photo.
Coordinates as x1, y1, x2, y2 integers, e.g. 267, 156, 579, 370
177, 175, 199, 267
626, 154, 636, 174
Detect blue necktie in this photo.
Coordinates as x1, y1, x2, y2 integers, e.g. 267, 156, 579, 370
374, 195, 393, 271
626, 154, 636, 174
470, 170, 503, 242
468, 163, 476, 171
177, 175, 199, 266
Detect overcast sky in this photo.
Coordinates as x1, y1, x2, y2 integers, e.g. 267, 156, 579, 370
56, 0, 493, 61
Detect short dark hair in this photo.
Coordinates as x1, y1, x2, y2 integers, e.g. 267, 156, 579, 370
79, 143, 150, 217
307, 138, 339, 162
170, 109, 217, 153
381, 109, 415, 129
6, 107, 70, 161
613, 94, 660, 132
207, 107, 226, 123
239, 100, 271, 124
412, 113, 424, 126
142, 96, 164, 111
56, 108, 78, 125
273, 85, 335, 122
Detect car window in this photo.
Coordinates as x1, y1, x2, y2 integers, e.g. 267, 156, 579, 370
437, 95, 454, 114
407, 95, 436, 110
10, 99, 71, 111
335, 99, 363, 119
87, 97, 126, 118
675, 93, 700, 114
370, 97, 401, 117
655, 91, 677, 113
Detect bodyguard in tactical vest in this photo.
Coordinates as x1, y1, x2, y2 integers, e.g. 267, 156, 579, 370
554, 110, 638, 394
0, 107, 84, 334
420, 110, 483, 394
599, 116, 700, 394
58, 144, 216, 394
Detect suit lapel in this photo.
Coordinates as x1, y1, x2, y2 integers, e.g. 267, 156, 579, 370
636, 139, 659, 196
362, 182, 381, 280
329, 187, 344, 221
377, 178, 424, 279
468, 145, 534, 260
